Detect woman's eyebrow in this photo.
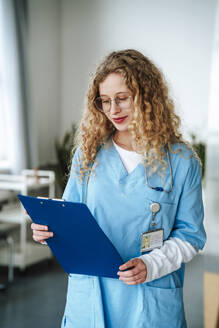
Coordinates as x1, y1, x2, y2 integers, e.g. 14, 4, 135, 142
99, 91, 130, 97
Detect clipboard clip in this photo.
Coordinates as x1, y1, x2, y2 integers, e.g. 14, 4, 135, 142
37, 196, 64, 201
37, 197, 65, 206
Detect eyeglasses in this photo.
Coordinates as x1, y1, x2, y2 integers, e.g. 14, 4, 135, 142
94, 92, 133, 113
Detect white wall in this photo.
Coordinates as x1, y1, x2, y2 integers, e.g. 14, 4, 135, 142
60, 0, 104, 133
203, 0, 219, 255
28, 0, 61, 167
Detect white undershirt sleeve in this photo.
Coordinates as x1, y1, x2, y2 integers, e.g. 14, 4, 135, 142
139, 237, 198, 283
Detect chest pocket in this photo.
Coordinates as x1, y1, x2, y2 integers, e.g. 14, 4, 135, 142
145, 195, 177, 240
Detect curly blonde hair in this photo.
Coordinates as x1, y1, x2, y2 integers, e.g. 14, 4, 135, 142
75, 49, 185, 179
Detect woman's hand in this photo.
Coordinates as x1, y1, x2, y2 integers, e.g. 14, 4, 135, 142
31, 223, 54, 244
117, 258, 147, 285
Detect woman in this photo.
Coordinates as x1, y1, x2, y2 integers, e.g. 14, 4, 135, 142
31, 49, 206, 327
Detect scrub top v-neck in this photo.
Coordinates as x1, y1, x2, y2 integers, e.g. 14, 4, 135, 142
112, 138, 142, 174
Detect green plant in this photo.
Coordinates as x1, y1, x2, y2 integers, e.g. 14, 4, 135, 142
190, 133, 206, 180
55, 123, 77, 191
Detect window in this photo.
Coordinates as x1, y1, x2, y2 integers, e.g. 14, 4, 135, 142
0, 80, 9, 169
0, 1, 10, 170
0, 0, 28, 173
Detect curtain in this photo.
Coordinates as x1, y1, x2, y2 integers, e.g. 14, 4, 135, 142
0, 0, 29, 174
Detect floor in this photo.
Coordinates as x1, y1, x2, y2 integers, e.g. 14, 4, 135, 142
0, 254, 219, 328
0, 259, 67, 328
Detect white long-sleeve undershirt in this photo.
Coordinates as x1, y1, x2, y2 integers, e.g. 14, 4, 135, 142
139, 237, 198, 282
113, 139, 198, 282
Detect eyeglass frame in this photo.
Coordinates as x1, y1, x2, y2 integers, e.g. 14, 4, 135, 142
93, 92, 133, 113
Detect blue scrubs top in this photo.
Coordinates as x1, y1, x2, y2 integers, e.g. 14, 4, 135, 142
61, 139, 206, 328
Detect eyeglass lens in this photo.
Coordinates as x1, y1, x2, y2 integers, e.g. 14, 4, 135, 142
94, 93, 132, 112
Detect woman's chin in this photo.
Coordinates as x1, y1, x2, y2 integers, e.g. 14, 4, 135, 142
112, 123, 129, 132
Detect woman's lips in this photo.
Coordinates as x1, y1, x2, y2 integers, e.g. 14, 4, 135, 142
112, 116, 128, 124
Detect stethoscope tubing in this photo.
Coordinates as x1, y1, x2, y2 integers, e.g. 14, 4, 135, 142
145, 149, 173, 193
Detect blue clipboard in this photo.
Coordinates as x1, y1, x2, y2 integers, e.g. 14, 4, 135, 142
18, 194, 124, 279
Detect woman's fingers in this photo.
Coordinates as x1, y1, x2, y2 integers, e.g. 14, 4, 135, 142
119, 258, 138, 271
121, 277, 146, 285
31, 223, 53, 243
118, 258, 145, 277
118, 265, 142, 278
33, 230, 53, 238
31, 223, 48, 231
118, 258, 147, 285
33, 230, 53, 242
119, 270, 146, 283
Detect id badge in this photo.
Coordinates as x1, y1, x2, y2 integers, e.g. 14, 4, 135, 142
140, 229, 164, 253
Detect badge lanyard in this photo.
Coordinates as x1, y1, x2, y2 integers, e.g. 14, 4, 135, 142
141, 149, 173, 252
140, 202, 164, 254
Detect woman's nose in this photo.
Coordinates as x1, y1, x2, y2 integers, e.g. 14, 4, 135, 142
110, 99, 121, 114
